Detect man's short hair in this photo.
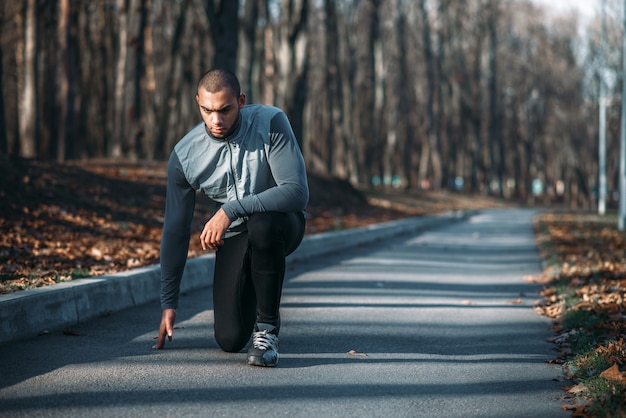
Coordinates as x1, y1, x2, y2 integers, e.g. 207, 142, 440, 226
197, 69, 241, 97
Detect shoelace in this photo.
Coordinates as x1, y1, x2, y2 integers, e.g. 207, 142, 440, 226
252, 330, 278, 350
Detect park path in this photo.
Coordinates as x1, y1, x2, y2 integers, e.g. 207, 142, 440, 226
0, 208, 567, 417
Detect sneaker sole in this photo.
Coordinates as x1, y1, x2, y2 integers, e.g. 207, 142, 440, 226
247, 355, 278, 367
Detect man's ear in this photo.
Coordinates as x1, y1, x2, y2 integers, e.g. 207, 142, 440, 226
195, 94, 200, 104
239, 94, 246, 108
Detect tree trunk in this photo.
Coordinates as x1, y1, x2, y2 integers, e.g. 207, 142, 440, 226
112, 0, 128, 158
381, 0, 401, 186
0, 4, 7, 154
240, 0, 258, 102
325, 0, 345, 177
19, 0, 37, 158
130, 0, 149, 160
154, 0, 190, 159
56, 0, 69, 162
142, 0, 156, 160
56, 0, 77, 163
418, 0, 442, 189
487, 0, 502, 196
204, 0, 239, 73
273, 0, 309, 149
352, 0, 379, 185
471, 21, 486, 193
338, 5, 359, 183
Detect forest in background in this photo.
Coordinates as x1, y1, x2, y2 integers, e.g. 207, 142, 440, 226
0, 0, 623, 208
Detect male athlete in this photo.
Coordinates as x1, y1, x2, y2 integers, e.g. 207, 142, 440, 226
154, 69, 308, 367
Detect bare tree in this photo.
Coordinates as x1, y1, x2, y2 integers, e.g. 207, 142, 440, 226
112, 0, 129, 158
154, 0, 191, 159
56, 0, 77, 163
204, 0, 239, 73
128, 0, 150, 159
18, 0, 37, 158
352, 0, 380, 185
0, 0, 609, 209
324, 0, 347, 177
239, 0, 262, 103
141, 0, 156, 160
276, 0, 309, 147
487, 0, 503, 196
380, 0, 401, 186
418, 0, 442, 189
458, 1, 487, 193
0, 3, 7, 154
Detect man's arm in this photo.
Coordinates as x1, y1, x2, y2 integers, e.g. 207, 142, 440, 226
221, 111, 309, 219
155, 152, 195, 349
159, 151, 196, 310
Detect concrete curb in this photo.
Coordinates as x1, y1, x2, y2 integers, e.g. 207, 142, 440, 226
0, 211, 469, 345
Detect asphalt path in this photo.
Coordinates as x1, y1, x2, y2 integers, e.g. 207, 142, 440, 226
0, 208, 568, 417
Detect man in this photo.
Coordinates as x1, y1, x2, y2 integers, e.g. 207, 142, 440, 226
154, 69, 308, 367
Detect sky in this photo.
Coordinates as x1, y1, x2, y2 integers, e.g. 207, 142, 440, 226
536, 0, 599, 19
530, 0, 608, 39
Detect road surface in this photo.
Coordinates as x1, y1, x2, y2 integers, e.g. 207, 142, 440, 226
0, 208, 568, 417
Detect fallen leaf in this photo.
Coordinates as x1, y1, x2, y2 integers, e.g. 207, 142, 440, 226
507, 298, 522, 305
460, 300, 473, 305
560, 402, 591, 416
599, 363, 626, 383
567, 383, 586, 394
347, 349, 367, 357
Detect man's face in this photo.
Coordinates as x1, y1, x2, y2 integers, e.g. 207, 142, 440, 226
196, 88, 245, 139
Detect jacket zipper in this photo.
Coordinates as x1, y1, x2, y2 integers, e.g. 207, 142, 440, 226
226, 140, 240, 201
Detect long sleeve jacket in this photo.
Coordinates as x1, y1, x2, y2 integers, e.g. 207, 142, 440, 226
160, 104, 309, 309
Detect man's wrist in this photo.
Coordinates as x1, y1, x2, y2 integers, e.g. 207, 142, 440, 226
218, 206, 237, 222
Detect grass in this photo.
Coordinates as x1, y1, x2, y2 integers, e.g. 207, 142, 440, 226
564, 341, 626, 417
70, 269, 91, 280
534, 212, 626, 417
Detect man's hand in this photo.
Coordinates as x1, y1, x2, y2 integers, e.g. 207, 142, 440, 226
153, 308, 176, 349
200, 208, 232, 251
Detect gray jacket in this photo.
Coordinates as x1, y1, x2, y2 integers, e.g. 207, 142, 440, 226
160, 104, 308, 309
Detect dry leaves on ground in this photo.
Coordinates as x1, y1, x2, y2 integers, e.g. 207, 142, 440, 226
1, 156, 505, 295
534, 213, 626, 416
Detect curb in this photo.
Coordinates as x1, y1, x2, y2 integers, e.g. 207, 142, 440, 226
0, 211, 469, 345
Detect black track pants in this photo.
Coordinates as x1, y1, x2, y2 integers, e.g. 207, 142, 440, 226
212, 211, 305, 352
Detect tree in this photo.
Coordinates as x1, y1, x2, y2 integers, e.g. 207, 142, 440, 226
0, 3, 7, 154
0, 0, 608, 209
352, 0, 380, 185
18, 0, 37, 158
487, 0, 503, 196
56, 0, 77, 163
379, 0, 407, 187
239, 0, 263, 103
204, 0, 239, 73
418, 0, 443, 189
276, 0, 310, 148
153, 0, 191, 159
129, 0, 150, 159
112, 0, 129, 158
139, 0, 156, 160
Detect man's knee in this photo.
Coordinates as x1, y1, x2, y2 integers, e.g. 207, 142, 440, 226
215, 329, 250, 353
